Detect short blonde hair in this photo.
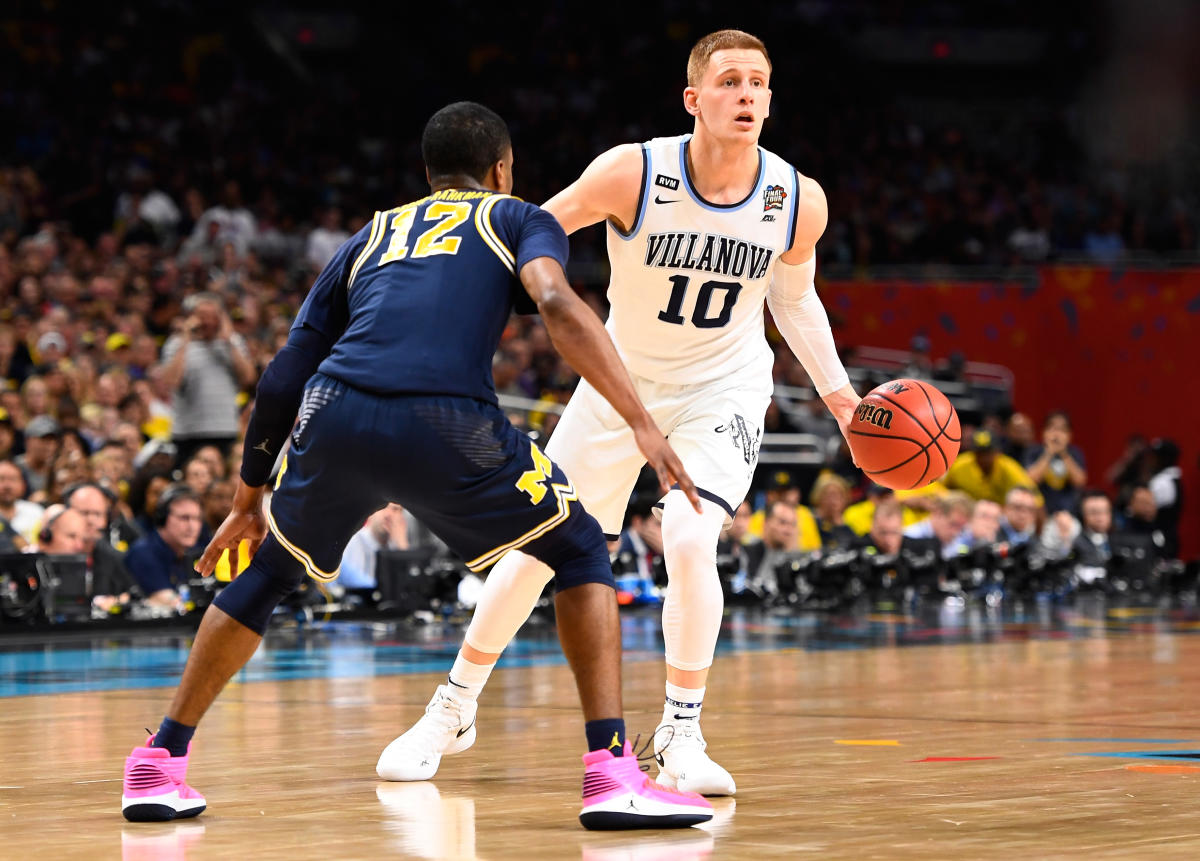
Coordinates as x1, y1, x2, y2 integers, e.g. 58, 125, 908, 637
687, 29, 771, 87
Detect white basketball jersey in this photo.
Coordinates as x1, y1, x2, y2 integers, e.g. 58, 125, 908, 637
604, 134, 800, 385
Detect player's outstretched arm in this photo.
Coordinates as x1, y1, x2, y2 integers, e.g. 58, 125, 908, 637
770, 175, 859, 440
542, 144, 644, 236
520, 256, 701, 513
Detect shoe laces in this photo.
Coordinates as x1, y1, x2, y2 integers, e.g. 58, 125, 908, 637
655, 718, 707, 754
408, 689, 466, 744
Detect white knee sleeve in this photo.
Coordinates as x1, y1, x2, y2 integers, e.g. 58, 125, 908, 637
463, 550, 554, 654
660, 493, 727, 672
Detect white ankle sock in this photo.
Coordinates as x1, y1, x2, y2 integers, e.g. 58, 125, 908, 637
664, 682, 705, 721
447, 652, 494, 701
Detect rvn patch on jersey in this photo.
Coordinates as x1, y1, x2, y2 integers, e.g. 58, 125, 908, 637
655, 174, 680, 191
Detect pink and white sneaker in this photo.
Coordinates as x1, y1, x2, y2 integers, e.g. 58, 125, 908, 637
121, 737, 207, 822
579, 741, 712, 830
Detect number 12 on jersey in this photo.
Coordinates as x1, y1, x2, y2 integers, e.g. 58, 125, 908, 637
379, 200, 471, 265
657, 275, 742, 329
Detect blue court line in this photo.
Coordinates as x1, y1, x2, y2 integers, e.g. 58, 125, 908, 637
1031, 738, 1193, 744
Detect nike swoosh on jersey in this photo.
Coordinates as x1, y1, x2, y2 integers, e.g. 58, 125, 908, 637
653, 195, 679, 204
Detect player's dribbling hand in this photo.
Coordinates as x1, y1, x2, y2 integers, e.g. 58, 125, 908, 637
631, 425, 703, 514
195, 480, 268, 576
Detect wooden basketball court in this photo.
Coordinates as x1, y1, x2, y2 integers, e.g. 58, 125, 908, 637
5, 606, 1200, 859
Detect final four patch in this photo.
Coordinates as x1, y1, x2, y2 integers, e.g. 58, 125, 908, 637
763, 184, 787, 211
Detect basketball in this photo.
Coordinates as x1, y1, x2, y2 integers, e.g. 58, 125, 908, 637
847, 378, 961, 490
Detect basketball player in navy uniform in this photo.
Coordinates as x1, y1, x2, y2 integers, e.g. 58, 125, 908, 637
385, 32, 860, 797
121, 102, 712, 831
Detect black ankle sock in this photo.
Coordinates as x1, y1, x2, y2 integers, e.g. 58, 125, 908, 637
149, 717, 195, 757
585, 718, 625, 756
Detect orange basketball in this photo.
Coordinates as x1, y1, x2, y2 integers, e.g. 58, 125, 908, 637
847, 378, 961, 490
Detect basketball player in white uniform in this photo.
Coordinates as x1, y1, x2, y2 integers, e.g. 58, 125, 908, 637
378, 30, 859, 795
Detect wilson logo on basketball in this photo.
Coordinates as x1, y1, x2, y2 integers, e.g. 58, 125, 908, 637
855, 402, 894, 430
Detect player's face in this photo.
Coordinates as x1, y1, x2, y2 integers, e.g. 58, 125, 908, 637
690, 49, 772, 143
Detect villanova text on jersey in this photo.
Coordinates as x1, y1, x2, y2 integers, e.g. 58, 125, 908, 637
295, 188, 568, 404
643, 231, 774, 280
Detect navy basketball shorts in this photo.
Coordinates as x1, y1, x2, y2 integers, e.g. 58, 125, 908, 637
265, 374, 611, 587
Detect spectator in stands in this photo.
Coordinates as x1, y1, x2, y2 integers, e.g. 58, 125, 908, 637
1147, 438, 1182, 559
160, 293, 256, 464
0, 407, 16, 462
337, 503, 409, 591
124, 484, 203, 610
843, 483, 895, 536
37, 504, 87, 554
182, 456, 215, 497
998, 486, 1039, 548
63, 482, 136, 610
16, 414, 59, 496
810, 473, 856, 550
1003, 412, 1037, 464
945, 430, 1041, 506
903, 491, 972, 559
203, 479, 235, 535
1024, 411, 1087, 514
0, 458, 43, 544
305, 207, 349, 272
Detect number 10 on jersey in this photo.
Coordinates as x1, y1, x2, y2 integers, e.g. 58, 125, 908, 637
657, 275, 742, 329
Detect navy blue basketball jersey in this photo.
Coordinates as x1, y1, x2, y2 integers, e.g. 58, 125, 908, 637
294, 189, 568, 402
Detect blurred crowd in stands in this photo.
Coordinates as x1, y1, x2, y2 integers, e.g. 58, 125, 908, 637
0, 2, 1194, 623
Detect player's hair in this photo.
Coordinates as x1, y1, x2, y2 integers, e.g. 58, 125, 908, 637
422, 102, 511, 184
687, 29, 771, 87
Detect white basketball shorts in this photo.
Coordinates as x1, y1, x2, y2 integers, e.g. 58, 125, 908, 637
545, 371, 773, 536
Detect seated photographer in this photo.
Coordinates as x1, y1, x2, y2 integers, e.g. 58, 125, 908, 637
1118, 485, 1168, 558
124, 484, 203, 611
998, 486, 1039, 549
748, 471, 820, 551
855, 500, 904, 556
903, 491, 972, 559
743, 499, 800, 598
616, 494, 664, 584
950, 499, 1003, 555
809, 473, 857, 551
1039, 510, 1081, 561
36, 504, 87, 554
715, 499, 755, 586
1070, 489, 1114, 584
64, 482, 137, 612
337, 503, 408, 591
